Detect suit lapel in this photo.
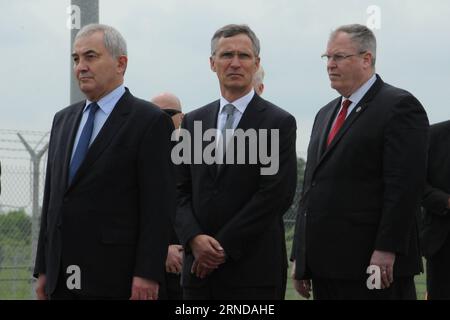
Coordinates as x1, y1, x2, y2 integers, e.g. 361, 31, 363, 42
62, 102, 85, 190
67, 90, 132, 190
314, 75, 385, 172
202, 101, 220, 179
317, 98, 341, 159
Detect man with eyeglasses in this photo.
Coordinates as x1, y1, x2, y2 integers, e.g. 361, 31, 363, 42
291, 24, 429, 300
151, 92, 184, 300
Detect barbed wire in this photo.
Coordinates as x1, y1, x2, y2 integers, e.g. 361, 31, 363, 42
0, 129, 49, 136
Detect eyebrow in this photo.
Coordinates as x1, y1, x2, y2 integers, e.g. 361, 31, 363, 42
71, 49, 99, 58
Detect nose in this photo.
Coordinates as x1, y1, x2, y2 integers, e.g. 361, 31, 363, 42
74, 58, 88, 75
230, 54, 241, 68
327, 58, 337, 71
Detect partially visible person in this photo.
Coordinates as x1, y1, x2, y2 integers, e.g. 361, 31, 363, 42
291, 24, 428, 300
151, 92, 184, 129
252, 65, 265, 95
421, 120, 450, 300
151, 92, 184, 300
34, 24, 175, 300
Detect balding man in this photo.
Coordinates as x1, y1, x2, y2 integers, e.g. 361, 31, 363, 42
151, 92, 184, 129
151, 92, 184, 300
253, 66, 265, 96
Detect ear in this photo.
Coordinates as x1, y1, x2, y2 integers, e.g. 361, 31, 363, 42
259, 83, 265, 95
255, 56, 261, 70
362, 52, 372, 68
210, 56, 216, 73
117, 55, 128, 74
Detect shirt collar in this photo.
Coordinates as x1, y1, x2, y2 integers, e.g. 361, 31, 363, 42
345, 74, 376, 106
84, 84, 126, 114
219, 89, 255, 115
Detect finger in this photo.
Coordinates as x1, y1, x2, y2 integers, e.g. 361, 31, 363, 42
203, 252, 225, 263
174, 262, 182, 273
129, 288, 139, 300
381, 269, 390, 289
301, 281, 311, 299
210, 240, 224, 252
388, 267, 394, 283
191, 260, 198, 274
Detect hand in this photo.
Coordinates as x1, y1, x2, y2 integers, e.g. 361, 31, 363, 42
191, 260, 215, 279
291, 261, 311, 299
189, 235, 226, 278
369, 250, 396, 289
129, 277, 159, 300
166, 244, 183, 274
36, 274, 48, 300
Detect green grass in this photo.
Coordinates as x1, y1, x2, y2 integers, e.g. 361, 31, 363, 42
0, 266, 34, 300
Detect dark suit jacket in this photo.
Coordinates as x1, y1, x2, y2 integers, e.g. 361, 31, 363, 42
292, 75, 429, 280
175, 93, 297, 288
34, 88, 176, 297
420, 120, 450, 258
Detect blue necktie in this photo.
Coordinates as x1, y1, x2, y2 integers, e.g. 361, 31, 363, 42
68, 102, 99, 185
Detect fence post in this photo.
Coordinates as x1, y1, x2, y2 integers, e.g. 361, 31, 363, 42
17, 133, 48, 299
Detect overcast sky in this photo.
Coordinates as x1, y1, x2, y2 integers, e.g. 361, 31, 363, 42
1, 0, 450, 158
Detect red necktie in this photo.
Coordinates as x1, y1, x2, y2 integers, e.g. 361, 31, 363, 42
327, 99, 352, 146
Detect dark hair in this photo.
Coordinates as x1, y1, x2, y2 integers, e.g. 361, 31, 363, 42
211, 24, 260, 56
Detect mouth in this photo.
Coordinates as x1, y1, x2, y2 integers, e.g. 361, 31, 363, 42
227, 73, 244, 78
79, 77, 93, 82
328, 73, 340, 79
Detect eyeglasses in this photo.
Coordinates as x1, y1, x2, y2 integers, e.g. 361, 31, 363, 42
321, 51, 367, 63
162, 108, 182, 117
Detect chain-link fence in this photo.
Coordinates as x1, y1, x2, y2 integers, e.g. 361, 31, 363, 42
0, 135, 425, 300
0, 129, 49, 300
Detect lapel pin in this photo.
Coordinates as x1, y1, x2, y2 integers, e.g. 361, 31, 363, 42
356, 106, 362, 113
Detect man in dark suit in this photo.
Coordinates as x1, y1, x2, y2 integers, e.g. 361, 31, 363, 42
175, 24, 297, 299
421, 120, 450, 300
34, 24, 175, 300
291, 24, 429, 300
151, 92, 184, 300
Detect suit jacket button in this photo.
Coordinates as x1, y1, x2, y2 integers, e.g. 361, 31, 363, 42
311, 181, 317, 187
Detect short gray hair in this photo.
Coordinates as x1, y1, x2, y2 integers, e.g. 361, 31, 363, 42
331, 24, 377, 67
75, 24, 127, 58
211, 24, 260, 56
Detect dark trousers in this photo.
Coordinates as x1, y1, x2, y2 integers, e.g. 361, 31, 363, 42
427, 234, 450, 300
312, 276, 417, 300
50, 268, 128, 300
183, 283, 283, 300
159, 273, 183, 300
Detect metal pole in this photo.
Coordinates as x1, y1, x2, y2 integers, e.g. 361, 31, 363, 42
70, 0, 99, 104
17, 133, 49, 299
